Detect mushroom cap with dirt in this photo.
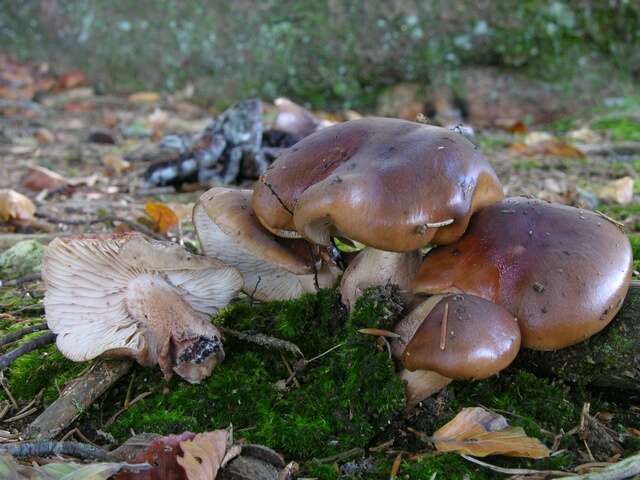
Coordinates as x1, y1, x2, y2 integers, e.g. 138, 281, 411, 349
43, 233, 243, 383
193, 187, 340, 302
392, 294, 521, 407
251, 117, 504, 251
413, 198, 633, 350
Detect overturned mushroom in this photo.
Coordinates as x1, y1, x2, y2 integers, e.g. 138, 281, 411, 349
414, 198, 633, 350
43, 233, 243, 383
393, 294, 521, 406
252, 118, 504, 250
193, 187, 340, 302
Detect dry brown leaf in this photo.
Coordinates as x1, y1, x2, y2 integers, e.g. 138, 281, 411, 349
177, 430, 228, 480
129, 91, 160, 104
0, 189, 36, 221
23, 165, 69, 192
432, 407, 550, 458
102, 154, 131, 175
145, 202, 179, 234
58, 70, 87, 90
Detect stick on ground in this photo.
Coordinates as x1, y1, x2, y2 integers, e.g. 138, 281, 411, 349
25, 359, 133, 440
0, 331, 56, 371
0, 324, 48, 348
0, 441, 113, 461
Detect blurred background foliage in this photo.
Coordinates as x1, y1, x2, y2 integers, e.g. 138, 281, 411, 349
1, 0, 639, 110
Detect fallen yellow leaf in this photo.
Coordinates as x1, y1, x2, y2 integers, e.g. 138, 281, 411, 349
0, 189, 36, 221
432, 407, 550, 459
144, 202, 178, 234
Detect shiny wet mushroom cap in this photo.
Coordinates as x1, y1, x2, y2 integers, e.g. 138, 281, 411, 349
43, 233, 243, 383
193, 187, 339, 301
413, 198, 633, 350
251, 117, 504, 251
400, 294, 521, 380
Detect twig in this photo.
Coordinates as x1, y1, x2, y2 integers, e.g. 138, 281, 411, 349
280, 354, 300, 389
25, 359, 133, 440
0, 441, 113, 461
563, 451, 640, 479
35, 213, 165, 241
0, 324, 48, 348
312, 447, 364, 464
0, 273, 43, 287
305, 342, 345, 364
3, 407, 37, 423
595, 210, 625, 230
103, 390, 153, 428
219, 326, 303, 357
0, 375, 17, 409
0, 331, 56, 371
460, 454, 572, 477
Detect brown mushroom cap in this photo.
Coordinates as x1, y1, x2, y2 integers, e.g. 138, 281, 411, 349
43, 233, 243, 383
401, 294, 521, 380
194, 187, 338, 301
413, 198, 633, 350
251, 118, 504, 251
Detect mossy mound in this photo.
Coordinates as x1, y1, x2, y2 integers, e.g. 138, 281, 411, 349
93, 287, 405, 461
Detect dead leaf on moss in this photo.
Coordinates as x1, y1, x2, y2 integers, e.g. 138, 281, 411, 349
432, 407, 550, 458
144, 202, 178, 234
177, 430, 229, 480
0, 189, 36, 221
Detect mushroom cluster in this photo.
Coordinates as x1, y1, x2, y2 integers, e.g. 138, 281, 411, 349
43, 117, 633, 398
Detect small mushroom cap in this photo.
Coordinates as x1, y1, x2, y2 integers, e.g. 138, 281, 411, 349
251, 118, 503, 251
413, 198, 633, 350
401, 295, 521, 380
194, 187, 337, 301
43, 233, 242, 381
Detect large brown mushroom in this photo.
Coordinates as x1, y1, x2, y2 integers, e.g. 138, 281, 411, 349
252, 118, 504, 251
393, 294, 521, 406
193, 187, 339, 302
413, 198, 633, 350
43, 233, 243, 383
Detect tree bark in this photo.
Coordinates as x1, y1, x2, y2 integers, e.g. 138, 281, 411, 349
517, 283, 640, 390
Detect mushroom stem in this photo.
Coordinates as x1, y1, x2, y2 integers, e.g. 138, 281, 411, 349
126, 274, 224, 382
339, 247, 422, 311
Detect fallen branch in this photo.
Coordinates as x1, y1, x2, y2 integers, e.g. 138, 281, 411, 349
0, 273, 43, 288
0, 441, 113, 461
0, 331, 56, 371
0, 324, 48, 348
35, 213, 165, 241
576, 142, 640, 157
25, 359, 133, 440
220, 326, 303, 357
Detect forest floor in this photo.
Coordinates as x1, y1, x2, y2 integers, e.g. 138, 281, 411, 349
1, 55, 640, 479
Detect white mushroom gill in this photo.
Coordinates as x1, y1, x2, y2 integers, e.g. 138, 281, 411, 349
43, 233, 242, 383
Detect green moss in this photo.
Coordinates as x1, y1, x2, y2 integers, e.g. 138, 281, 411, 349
513, 159, 542, 171
396, 454, 492, 480
448, 371, 579, 437
593, 117, 640, 142
102, 287, 405, 460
